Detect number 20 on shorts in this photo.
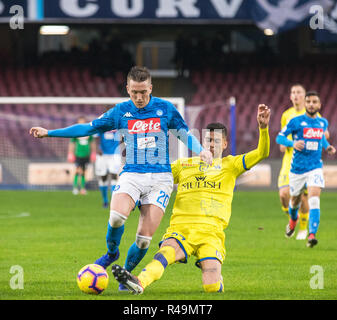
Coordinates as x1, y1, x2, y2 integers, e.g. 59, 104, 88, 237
157, 191, 170, 209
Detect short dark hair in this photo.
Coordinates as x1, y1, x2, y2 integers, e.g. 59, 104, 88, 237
127, 66, 151, 83
305, 90, 319, 98
206, 123, 227, 139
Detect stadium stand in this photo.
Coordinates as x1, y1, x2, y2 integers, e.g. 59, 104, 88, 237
190, 62, 337, 158
1, 59, 336, 160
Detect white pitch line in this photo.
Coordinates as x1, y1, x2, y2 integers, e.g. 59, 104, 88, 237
0, 212, 30, 219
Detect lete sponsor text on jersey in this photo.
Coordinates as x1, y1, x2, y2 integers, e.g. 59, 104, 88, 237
128, 118, 161, 134
303, 128, 324, 139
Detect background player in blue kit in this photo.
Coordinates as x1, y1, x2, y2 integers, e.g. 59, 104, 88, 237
94, 118, 122, 208
276, 91, 336, 248
29, 66, 213, 282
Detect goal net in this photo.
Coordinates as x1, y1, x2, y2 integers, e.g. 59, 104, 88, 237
0, 97, 186, 190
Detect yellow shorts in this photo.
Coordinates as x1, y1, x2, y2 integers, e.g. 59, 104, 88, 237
278, 165, 290, 189
160, 224, 226, 268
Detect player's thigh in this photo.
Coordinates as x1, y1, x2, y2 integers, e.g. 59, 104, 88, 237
307, 168, 325, 192
112, 173, 143, 207
161, 226, 193, 263
75, 166, 83, 175
160, 238, 186, 262
289, 172, 307, 199
110, 193, 135, 217
140, 173, 173, 213
279, 186, 290, 204
194, 228, 225, 269
200, 259, 222, 285
137, 204, 164, 237
75, 161, 84, 174
307, 186, 321, 198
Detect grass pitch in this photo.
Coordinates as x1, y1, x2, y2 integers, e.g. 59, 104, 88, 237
1, 190, 337, 300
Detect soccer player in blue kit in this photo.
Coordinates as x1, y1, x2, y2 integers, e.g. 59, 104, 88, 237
30, 66, 213, 283
94, 124, 122, 208
276, 91, 336, 247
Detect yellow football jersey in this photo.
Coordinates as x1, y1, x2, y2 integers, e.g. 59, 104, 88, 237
280, 107, 305, 162
280, 107, 322, 171
171, 127, 269, 230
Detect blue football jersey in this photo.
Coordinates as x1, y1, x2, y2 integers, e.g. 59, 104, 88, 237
279, 114, 328, 174
98, 131, 120, 155
90, 96, 189, 173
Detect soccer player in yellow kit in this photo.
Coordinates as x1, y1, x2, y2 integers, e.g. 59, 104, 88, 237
278, 84, 328, 240
111, 104, 270, 294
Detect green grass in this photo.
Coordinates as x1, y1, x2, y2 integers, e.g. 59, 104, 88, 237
1, 190, 337, 300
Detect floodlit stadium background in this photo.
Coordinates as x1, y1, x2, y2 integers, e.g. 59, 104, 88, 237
0, 0, 337, 190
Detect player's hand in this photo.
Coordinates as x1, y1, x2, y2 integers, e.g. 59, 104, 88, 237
90, 152, 96, 162
200, 150, 213, 165
257, 104, 271, 129
29, 127, 48, 138
327, 145, 336, 155
279, 145, 287, 153
67, 152, 75, 163
293, 140, 305, 151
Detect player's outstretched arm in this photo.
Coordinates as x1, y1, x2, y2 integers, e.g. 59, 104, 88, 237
29, 123, 98, 139
171, 128, 213, 165
243, 104, 271, 169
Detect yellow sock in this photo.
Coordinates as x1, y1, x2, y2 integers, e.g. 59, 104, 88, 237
203, 280, 224, 293
138, 246, 176, 289
281, 206, 289, 214
299, 211, 309, 231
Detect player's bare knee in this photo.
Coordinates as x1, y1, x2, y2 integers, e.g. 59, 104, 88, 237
135, 234, 152, 249
279, 189, 289, 206
109, 210, 127, 228
202, 268, 219, 284
160, 239, 185, 261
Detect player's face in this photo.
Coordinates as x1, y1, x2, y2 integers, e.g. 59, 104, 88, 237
127, 79, 152, 109
305, 95, 321, 116
290, 86, 305, 108
203, 131, 227, 158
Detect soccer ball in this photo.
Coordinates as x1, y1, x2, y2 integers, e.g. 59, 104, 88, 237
77, 264, 109, 294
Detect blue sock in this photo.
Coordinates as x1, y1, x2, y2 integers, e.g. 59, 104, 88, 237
289, 203, 299, 221
124, 242, 148, 272
309, 209, 320, 234
106, 223, 124, 255
99, 186, 109, 204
